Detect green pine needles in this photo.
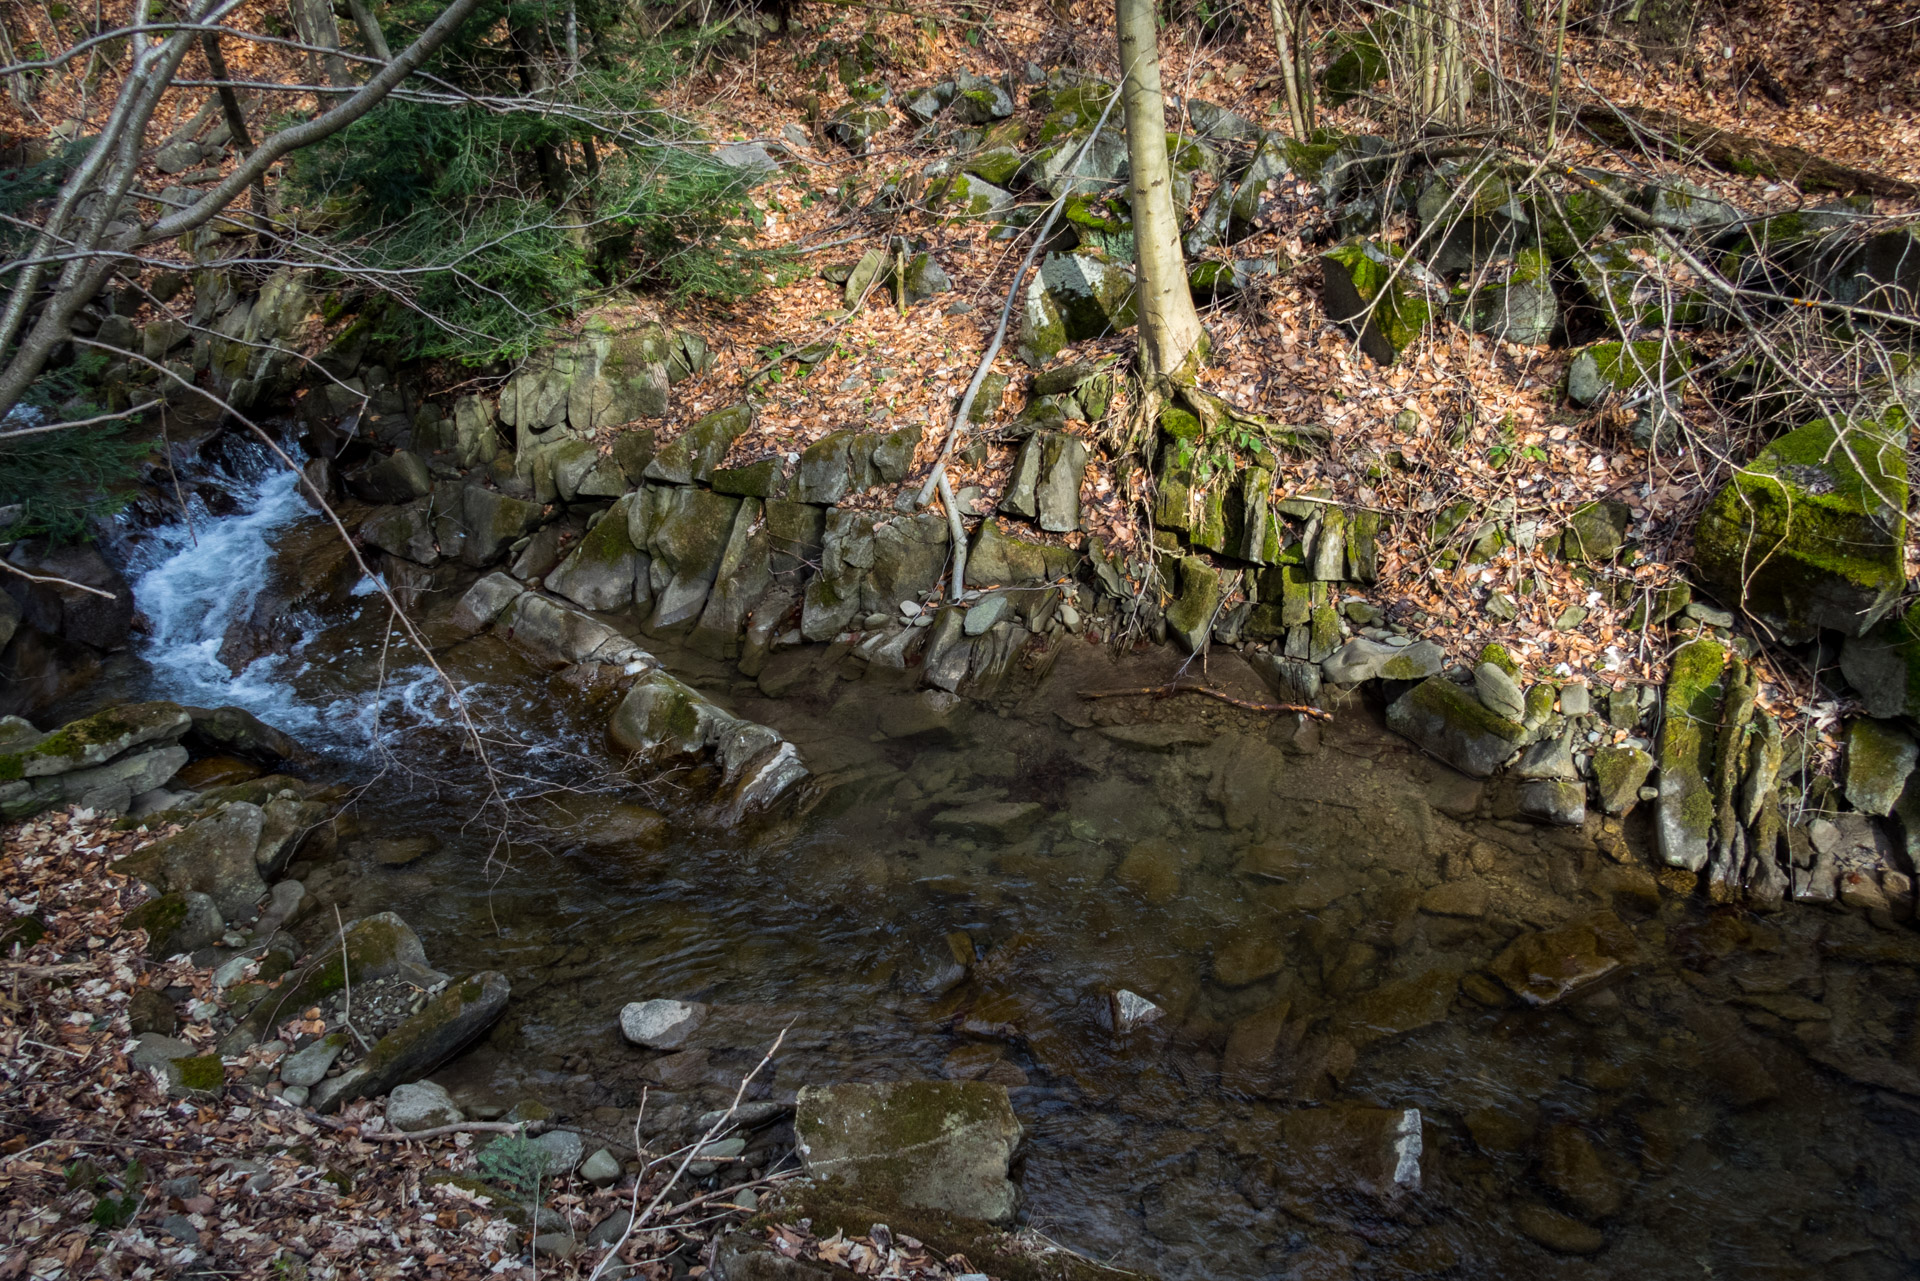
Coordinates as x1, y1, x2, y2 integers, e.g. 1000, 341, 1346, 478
287, 3, 772, 365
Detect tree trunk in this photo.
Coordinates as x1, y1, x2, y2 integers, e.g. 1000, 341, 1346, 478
294, 0, 353, 88
1269, 0, 1314, 140
1116, 0, 1206, 383
346, 0, 393, 62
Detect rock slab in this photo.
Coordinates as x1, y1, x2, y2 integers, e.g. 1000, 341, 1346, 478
794, 1080, 1024, 1225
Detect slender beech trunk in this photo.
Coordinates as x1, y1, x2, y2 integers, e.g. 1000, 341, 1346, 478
1269, 0, 1314, 140
346, 0, 393, 62
1116, 0, 1206, 382
200, 32, 270, 243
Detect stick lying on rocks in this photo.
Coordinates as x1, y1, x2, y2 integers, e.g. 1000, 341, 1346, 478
1080, 681, 1334, 721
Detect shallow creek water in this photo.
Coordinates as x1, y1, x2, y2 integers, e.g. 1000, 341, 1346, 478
82, 443, 1920, 1279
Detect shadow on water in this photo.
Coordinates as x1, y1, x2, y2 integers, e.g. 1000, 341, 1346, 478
77, 438, 1920, 1280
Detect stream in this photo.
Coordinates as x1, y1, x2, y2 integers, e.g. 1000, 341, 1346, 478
74, 435, 1920, 1279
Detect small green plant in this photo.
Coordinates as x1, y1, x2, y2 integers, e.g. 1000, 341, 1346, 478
73, 1158, 144, 1229
478, 1133, 552, 1201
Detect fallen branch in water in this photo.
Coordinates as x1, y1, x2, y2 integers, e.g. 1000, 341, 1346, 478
1079, 683, 1333, 721
358, 1119, 550, 1141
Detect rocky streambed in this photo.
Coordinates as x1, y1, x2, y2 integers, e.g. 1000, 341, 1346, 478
5, 429, 1916, 1278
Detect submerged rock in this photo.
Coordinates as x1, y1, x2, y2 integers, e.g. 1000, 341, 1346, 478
1488, 913, 1633, 1007
794, 1081, 1024, 1224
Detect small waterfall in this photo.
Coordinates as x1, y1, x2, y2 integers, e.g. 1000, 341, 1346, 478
124, 443, 323, 732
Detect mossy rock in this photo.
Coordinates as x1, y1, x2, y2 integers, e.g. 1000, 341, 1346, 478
1452, 247, 1558, 345
1015, 273, 1067, 368
172, 1054, 225, 1098
1321, 238, 1432, 365
1321, 27, 1388, 103
1692, 411, 1908, 643
1165, 557, 1224, 653
961, 145, 1024, 188
1477, 642, 1519, 680
926, 172, 1014, 221
1573, 236, 1712, 331
793, 1081, 1022, 1225
1566, 339, 1692, 408
1386, 677, 1527, 778
1035, 83, 1115, 146
965, 519, 1080, 588
1038, 251, 1136, 341
1655, 638, 1726, 872
0, 702, 189, 782
1592, 744, 1655, 815
1559, 499, 1632, 563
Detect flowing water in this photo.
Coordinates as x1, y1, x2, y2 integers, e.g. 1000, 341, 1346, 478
87, 437, 1920, 1279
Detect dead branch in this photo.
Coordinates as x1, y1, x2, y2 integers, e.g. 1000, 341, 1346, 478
0, 560, 119, 600
1079, 682, 1334, 720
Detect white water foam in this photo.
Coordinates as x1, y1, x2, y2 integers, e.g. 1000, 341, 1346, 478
126, 454, 325, 732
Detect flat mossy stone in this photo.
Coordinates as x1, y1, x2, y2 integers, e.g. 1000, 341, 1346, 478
0, 702, 189, 781
793, 1081, 1022, 1225
1385, 677, 1527, 778
1656, 638, 1727, 872
1844, 717, 1917, 817
1692, 412, 1908, 642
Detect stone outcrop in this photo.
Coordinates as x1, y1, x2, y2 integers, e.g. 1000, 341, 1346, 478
794, 1081, 1024, 1225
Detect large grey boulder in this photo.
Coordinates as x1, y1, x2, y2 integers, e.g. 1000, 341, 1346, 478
1321, 637, 1444, 684
117, 802, 269, 920
1385, 678, 1526, 779
546, 493, 644, 612
794, 1081, 1024, 1225
1038, 252, 1136, 341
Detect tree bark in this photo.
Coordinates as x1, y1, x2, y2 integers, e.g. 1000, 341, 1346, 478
1116, 0, 1206, 383
199, 32, 270, 243
345, 0, 393, 62
294, 0, 353, 88
1268, 0, 1313, 140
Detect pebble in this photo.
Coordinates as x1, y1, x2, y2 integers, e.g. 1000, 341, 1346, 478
899, 600, 923, 618
530, 1233, 578, 1260
688, 1136, 746, 1177
963, 593, 1010, 636
580, 1148, 622, 1186
530, 1129, 585, 1174
186, 999, 220, 1023
733, 1188, 759, 1211
1560, 682, 1590, 716
281, 1084, 309, 1106
159, 1213, 201, 1246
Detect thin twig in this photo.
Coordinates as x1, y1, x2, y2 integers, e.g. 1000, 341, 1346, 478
0, 560, 117, 600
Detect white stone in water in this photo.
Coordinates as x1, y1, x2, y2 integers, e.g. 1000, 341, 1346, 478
1391, 1108, 1423, 1190
619, 998, 709, 1050
1111, 989, 1162, 1033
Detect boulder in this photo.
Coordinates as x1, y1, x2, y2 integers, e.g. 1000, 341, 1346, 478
828, 104, 892, 154
644, 487, 743, 630
546, 493, 644, 612
361, 500, 437, 564
1573, 235, 1712, 331
645, 403, 751, 487
122, 890, 223, 957
931, 801, 1044, 844
794, 1081, 1023, 1224
457, 486, 542, 567
1385, 678, 1526, 779
1841, 599, 1920, 719
1591, 744, 1653, 815
116, 803, 268, 920
1472, 662, 1527, 722
1164, 557, 1223, 653
925, 172, 1015, 220
1641, 178, 1738, 232
964, 518, 1079, 588
1038, 252, 1136, 341
952, 71, 1015, 123
690, 501, 774, 660
449, 572, 527, 635
1015, 273, 1067, 367
0, 701, 188, 779
354, 450, 433, 504
1656, 638, 1726, 872
1692, 413, 1908, 642
388, 1080, 464, 1131
3, 542, 136, 651
311, 971, 510, 1113
902, 81, 957, 123
184, 705, 303, 765
1844, 718, 1916, 817
1453, 247, 1557, 345
1566, 339, 1691, 410
1321, 238, 1432, 365
1559, 499, 1631, 562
